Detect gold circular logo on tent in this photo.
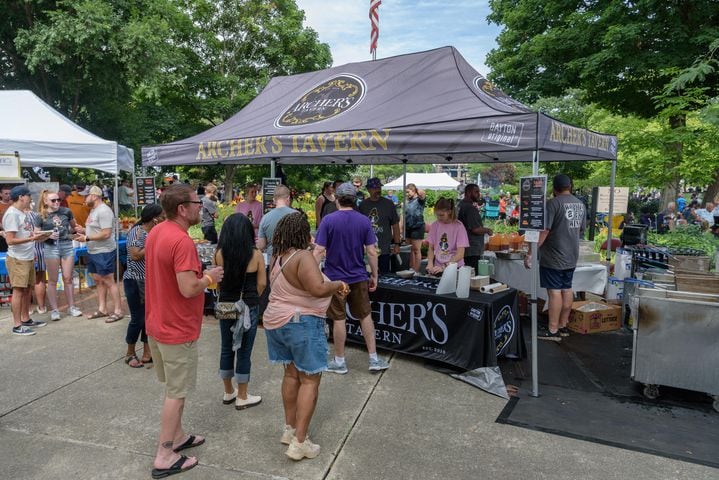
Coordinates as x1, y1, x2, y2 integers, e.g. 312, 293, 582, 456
275, 74, 366, 128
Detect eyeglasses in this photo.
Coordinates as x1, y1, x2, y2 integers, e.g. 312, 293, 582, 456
182, 200, 202, 205
49, 198, 60, 203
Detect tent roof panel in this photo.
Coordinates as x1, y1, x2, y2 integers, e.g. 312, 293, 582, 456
0, 90, 133, 174
143, 47, 617, 166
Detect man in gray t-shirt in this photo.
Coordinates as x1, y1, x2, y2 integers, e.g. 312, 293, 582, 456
524, 174, 585, 341
200, 183, 218, 243
257, 185, 294, 258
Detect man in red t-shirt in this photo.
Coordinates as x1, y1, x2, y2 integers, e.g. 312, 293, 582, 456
145, 184, 223, 478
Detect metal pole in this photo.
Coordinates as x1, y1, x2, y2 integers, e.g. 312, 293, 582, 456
114, 173, 120, 282
530, 150, 540, 398
606, 159, 617, 263
270, 159, 276, 178
401, 160, 407, 241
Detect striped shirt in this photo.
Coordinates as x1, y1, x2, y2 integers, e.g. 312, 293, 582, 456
123, 225, 147, 281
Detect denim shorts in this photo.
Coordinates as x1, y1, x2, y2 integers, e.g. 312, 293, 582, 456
87, 250, 117, 276
265, 314, 328, 375
540, 266, 575, 290
43, 240, 75, 260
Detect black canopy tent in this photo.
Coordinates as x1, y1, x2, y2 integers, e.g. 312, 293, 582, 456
142, 46, 619, 397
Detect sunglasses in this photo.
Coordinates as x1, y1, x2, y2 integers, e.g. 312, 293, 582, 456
49, 198, 60, 203
182, 200, 202, 205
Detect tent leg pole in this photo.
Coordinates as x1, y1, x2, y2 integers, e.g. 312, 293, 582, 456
606, 159, 617, 263
270, 159, 276, 179
530, 150, 539, 398
401, 160, 407, 243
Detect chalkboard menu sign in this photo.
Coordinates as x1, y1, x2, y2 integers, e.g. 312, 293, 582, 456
262, 177, 281, 213
135, 177, 157, 206
519, 175, 547, 231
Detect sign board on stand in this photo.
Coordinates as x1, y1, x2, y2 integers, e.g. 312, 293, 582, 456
596, 186, 629, 214
135, 177, 157, 206
0, 152, 22, 180
519, 175, 547, 231
261, 177, 281, 213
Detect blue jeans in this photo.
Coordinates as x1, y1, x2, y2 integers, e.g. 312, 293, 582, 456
124, 278, 147, 344
219, 304, 259, 384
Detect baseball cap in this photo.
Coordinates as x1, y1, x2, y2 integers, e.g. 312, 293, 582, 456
10, 185, 30, 201
86, 185, 103, 197
335, 182, 357, 197
553, 174, 572, 190
59, 184, 72, 194
366, 177, 383, 189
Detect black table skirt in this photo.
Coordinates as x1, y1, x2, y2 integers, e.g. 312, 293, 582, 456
344, 274, 525, 371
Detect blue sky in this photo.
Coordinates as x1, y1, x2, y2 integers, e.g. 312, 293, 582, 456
294, 0, 501, 75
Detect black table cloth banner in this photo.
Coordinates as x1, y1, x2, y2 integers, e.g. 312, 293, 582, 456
344, 274, 524, 370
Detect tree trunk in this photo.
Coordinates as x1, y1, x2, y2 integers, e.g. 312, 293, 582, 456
223, 164, 236, 202
662, 114, 686, 209
703, 169, 719, 205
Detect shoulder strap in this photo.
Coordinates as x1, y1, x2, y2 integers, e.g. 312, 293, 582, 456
270, 249, 302, 289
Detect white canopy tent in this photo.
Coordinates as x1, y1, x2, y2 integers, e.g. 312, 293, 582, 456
384, 173, 459, 191
0, 90, 133, 174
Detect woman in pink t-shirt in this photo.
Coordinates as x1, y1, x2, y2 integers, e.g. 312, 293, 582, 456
426, 198, 469, 276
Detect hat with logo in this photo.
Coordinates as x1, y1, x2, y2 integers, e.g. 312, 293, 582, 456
335, 182, 357, 197
553, 174, 572, 190
10, 185, 30, 201
366, 177, 383, 189
86, 185, 103, 197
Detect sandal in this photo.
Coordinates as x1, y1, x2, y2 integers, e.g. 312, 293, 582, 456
105, 313, 124, 323
86, 311, 108, 319
125, 355, 143, 368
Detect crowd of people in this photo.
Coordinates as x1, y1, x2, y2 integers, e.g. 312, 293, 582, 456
0, 174, 533, 477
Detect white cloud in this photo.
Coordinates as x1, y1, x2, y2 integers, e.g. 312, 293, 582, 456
296, 0, 500, 75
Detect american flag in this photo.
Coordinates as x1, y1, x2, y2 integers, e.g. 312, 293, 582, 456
370, 0, 381, 55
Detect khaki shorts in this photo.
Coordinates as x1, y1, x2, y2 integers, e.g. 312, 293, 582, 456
148, 337, 198, 399
7, 256, 36, 288
327, 280, 371, 321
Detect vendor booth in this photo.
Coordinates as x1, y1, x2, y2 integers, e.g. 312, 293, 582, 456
0, 90, 135, 284
141, 47, 618, 393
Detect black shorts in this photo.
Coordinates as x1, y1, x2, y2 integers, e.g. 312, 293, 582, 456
539, 266, 575, 290
405, 225, 425, 240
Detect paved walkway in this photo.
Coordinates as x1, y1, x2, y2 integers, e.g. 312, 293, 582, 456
0, 287, 716, 479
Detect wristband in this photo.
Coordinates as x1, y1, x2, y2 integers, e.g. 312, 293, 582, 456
204, 274, 214, 285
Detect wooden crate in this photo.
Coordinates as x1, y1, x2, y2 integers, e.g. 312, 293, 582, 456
675, 272, 719, 294
669, 255, 711, 273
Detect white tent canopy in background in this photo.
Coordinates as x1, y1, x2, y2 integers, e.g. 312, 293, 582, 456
384, 173, 459, 191
0, 90, 133, 174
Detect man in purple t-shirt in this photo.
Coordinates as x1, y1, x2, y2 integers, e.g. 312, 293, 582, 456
313, 182, 390, 374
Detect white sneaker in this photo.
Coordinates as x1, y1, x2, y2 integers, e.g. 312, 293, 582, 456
222, 388, 237, 405
235, 393, 262, 410
281, 425, 296, 445
286, 436, 320, 460
68, 306, 82, 317
50, 310, 61, 321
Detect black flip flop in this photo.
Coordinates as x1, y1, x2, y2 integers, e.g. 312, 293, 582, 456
173, 434, 205, 453
124, 355, 143, 368
151, 455, 197, 479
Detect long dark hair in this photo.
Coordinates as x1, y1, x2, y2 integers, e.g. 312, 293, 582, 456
217, 213, 255, 285
272, 212, 310, 257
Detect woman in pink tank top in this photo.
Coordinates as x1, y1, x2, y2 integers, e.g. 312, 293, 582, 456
263, 212, 348, 461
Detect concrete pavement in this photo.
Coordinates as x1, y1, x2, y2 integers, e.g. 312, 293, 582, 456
0, 288, 716, 480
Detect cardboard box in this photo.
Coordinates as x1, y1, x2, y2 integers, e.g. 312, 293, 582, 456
568, 300, 622, 334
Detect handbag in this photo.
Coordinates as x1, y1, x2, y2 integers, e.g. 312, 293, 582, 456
214, 301, 238, 320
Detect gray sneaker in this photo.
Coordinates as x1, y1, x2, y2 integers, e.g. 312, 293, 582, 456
21, 319, 47, 328
326, 360, 348, 374
12, 325, 36, 336
369, 357, 390, 372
